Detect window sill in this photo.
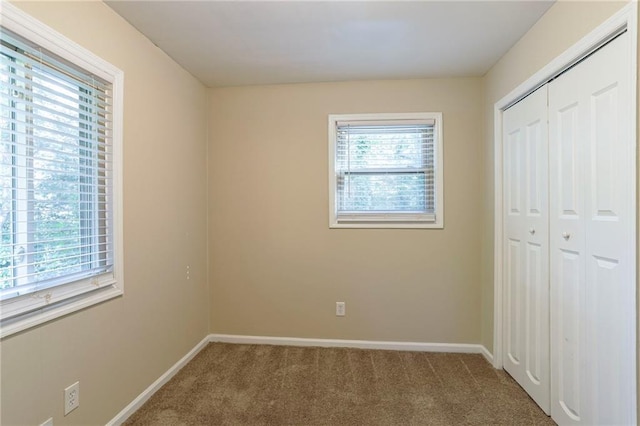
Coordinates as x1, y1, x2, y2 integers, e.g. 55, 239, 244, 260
0, 284, 122, 339
329, 221, 444, 229
330, 212, 443, 229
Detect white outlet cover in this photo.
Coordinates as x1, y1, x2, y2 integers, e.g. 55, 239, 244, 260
39, 418, 53, 426
64, 381, 80, 415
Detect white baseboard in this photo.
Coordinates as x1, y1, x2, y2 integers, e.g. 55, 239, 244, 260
480, 345, 494, 364
106, 335, 210, 426
209, 333, 487, 355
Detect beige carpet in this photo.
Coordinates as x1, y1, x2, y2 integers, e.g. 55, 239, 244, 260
125, 343, 555, 425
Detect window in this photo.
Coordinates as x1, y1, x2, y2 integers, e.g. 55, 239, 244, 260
328, 113, 443, 228
0, 4, 123, 338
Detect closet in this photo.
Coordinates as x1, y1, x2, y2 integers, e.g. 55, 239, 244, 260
502, 31, 636, 425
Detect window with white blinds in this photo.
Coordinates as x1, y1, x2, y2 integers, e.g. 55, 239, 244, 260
0, 3, 123, 338
328, 113, 443, 228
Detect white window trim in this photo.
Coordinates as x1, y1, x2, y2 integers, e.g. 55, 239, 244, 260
0, 2, 124, 338
328, 112, 444, 229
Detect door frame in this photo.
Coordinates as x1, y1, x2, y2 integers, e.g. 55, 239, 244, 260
492, 0, 637, 395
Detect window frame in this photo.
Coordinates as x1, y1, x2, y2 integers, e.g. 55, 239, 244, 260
328, 112, 444, 229
0, 3, 124, 338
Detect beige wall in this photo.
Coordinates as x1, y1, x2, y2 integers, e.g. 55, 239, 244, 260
0, 2, 209, 425
480, 0, 629, 354
208, 79, 484, 343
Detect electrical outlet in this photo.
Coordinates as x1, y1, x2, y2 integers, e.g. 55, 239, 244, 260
64, 381, 80, 415
336, 301, 345, 316
39, 418, 53, 426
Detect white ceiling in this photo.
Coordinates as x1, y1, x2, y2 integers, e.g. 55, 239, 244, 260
106, 1, 554, 88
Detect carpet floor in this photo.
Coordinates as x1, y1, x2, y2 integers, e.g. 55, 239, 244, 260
125, 343, 555, 425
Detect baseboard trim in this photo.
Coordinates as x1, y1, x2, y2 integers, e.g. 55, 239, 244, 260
106, 335, 210, 426
209, 333, 486, 355
480, 345, 494, 364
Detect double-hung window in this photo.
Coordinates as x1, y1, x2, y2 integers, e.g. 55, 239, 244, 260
0, 4, 123, 337
328, 113, 443, 228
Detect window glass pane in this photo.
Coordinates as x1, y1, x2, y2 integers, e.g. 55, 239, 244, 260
335, 122, 435, 216
31, 70, 85, 283
338, 173, 428, 212
336, 125, 431, 171
0, 56, 12, 289
0, 32, 111, 296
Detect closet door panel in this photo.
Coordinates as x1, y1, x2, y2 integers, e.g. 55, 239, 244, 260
587, 255, 624, 424
557, 104, 581, 219
506, 238, 522, 365
503, 85, 550, 414
550, 90, 586, 424
583, 32, 634, 424
505, 125, 524, 368
549, 32, 634, 426
549, 61, 589, 425
556, 248, 583, 422
525, 241, 544, 385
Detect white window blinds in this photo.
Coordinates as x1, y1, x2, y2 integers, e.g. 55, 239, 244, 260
0, 28, 113, 301
334, 119, 437, 223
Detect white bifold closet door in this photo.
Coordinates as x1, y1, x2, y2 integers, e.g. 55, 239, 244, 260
549, 31, 635, 426
503, 85, 550, 414
503, 30, 635, 426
